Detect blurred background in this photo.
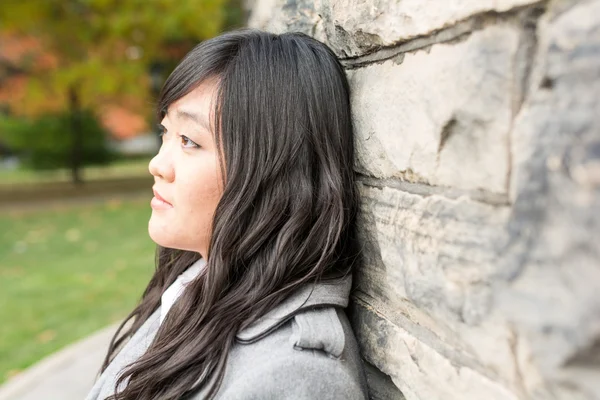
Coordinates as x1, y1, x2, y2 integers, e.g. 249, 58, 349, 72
0, 0, 246, 385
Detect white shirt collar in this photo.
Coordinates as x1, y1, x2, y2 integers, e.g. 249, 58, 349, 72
160, 257, 206, 325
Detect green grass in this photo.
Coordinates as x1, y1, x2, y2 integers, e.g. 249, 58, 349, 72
0, 157, 153, 186
0, 197, 156, 384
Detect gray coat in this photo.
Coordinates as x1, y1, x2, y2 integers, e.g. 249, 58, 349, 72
85, 275, 368, 399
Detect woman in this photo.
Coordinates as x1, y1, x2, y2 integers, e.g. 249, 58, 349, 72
86, 28, 367, 400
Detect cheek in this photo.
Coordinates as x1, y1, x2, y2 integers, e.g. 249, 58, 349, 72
148, 157, 223, 253
178, 168, 222, 215
174, 164, 223, 240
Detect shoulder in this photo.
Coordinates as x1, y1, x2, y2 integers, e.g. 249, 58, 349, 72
217, 306, 368, 400
247, 348, 366, 400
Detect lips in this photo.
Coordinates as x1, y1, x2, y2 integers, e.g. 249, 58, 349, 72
152, 187, 173, 206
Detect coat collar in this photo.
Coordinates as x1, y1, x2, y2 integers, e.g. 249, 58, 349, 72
235, 274, 352, 343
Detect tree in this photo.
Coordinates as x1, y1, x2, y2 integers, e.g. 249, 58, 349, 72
0, 0, 241, 184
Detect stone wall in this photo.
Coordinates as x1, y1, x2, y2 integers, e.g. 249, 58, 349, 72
247, 1, 600, 399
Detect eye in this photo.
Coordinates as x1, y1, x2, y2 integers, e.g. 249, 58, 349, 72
179, 134, 200, 149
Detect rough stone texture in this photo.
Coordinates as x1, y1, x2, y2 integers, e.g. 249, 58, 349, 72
351, 299, 519, 400
361, 361, 406, 400
321, 0, 543, 58
347, 25, 518, 194
248, 0, 542, 57
354, 184, 526, 399
248, 0, 600, 398
499, 1, 600, 398
247, 0, 327, 42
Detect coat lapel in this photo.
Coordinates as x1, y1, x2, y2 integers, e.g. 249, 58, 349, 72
235, 274, 352, 343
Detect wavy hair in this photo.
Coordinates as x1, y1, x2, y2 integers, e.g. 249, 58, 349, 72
100, 28, 362, 400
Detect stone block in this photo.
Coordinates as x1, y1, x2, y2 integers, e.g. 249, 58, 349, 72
321, 0, 541, 57
348, 25, 519, 194
249, 0, 540, 58
350, 299, 519, 400
355, 183, 534, 395
500, 0, 600, 397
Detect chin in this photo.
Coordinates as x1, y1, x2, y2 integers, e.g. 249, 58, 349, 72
148, 217, 172, 248
148, 219, 200, 253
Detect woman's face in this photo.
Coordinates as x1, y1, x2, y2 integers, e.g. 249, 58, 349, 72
148, 78, 224, 259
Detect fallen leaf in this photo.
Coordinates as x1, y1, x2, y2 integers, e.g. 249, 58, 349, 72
36, 329, 56, 344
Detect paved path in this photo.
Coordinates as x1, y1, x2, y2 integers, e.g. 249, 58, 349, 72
0, 323, 119, 400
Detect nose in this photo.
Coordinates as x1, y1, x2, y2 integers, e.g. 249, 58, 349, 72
148, 144, 175, 182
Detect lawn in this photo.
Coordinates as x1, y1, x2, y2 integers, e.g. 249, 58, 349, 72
0, 196, 156, 384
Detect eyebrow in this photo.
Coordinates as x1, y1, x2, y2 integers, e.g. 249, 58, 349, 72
171, 108, 212, 132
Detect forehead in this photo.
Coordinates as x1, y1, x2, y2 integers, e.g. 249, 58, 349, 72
165, 78, 219, 122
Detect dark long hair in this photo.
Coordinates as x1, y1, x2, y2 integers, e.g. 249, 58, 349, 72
100, 28, 362, 400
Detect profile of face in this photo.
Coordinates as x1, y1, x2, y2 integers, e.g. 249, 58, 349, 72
148, 77, 224, 259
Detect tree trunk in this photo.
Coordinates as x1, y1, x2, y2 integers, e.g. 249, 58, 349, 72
68, 85, 84, 186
